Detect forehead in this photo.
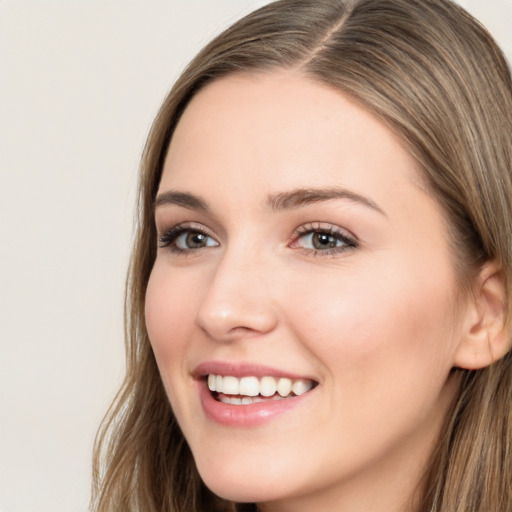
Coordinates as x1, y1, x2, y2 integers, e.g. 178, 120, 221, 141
162, 71, 422, 196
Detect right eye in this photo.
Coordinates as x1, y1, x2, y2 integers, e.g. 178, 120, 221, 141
159, 226, 219, 253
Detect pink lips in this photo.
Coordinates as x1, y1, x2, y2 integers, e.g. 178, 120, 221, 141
193, 361, 317, 427
193, 361, 314, 380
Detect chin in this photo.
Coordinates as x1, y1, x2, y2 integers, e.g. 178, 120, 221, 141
201, 472, 278, 503
194, 451, 301, 504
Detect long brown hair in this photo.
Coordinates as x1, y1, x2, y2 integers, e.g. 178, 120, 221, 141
91, 1, 512, 511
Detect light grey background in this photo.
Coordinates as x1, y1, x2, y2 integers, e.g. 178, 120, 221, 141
1, 1, 511, 511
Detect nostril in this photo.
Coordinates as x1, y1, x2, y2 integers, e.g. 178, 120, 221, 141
195, 274, 279, 341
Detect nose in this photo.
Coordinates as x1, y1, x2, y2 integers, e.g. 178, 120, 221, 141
196, 248, 279, 342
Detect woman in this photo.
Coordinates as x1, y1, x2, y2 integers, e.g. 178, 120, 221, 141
92, 1, 512, 511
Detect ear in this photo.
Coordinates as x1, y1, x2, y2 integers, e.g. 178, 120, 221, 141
453, 262, 509, 370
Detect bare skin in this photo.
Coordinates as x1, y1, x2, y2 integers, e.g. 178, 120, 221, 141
146, 71, 475, 512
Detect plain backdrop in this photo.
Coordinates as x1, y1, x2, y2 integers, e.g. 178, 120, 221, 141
1, 1, 511, 511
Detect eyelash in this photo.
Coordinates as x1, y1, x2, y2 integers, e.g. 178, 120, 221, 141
157, 222, 358, 256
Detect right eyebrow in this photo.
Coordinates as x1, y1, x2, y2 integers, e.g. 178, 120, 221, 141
154, 191, 208, 211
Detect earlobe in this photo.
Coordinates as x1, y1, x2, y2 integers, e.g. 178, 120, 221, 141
453, 262, 510, 370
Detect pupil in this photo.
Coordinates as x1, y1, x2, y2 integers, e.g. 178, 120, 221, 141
187, 232, 206, 248
313, 232, 336, 249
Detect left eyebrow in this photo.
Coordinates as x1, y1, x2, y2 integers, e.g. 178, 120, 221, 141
267, 186, 386, 216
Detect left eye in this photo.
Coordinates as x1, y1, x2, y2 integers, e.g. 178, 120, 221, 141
294, 229, 356, 252
174, 231, 218, 250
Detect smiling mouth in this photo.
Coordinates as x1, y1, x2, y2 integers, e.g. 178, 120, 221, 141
207, 374, 318, 405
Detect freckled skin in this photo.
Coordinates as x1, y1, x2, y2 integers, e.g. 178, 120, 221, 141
145, 71, 466, 512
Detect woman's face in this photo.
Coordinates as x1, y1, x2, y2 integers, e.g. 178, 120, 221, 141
146, 71, 466, 510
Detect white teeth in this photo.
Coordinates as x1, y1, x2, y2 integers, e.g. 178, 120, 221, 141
277, 377, 292, 397
207, 374, 216, 392
219, 394, 231, 404
207, 374, 315, 399
260, 376, 277, 397
239, 376, 259, 397
291, 379, 313, 396
222, 376, 239, 395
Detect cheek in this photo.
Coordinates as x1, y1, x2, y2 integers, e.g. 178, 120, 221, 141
145, 263, 197, 373
285, 259, 459, 397
279, 261, 461, 471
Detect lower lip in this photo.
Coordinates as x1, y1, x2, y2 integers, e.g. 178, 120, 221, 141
198, 381, 313, 427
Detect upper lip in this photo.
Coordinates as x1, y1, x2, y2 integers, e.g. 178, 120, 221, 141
192, 361, 318, 382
